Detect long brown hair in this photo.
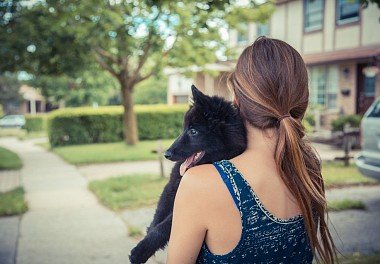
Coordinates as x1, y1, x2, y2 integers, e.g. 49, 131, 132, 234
228, 37, 336, 263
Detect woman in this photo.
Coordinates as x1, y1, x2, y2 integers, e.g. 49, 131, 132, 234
167, 37, 336, 263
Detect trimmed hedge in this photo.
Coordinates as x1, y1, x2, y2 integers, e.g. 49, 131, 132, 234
48, 105, 188, 147
25, 114, 47, 132
331, 114, 362, 132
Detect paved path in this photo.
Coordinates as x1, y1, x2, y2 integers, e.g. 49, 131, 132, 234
0, 138, 137, 264
327, 185, 380, 254
0, 216, 19, 264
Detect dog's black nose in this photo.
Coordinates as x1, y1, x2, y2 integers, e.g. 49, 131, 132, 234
164, 150, 172, 159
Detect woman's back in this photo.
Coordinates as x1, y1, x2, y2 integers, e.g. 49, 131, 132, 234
193, 157, 313, 263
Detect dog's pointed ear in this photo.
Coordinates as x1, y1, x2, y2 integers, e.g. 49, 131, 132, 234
191, 85, 207, 104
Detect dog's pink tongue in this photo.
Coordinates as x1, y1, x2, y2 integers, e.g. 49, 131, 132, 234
180, 154, 196, 176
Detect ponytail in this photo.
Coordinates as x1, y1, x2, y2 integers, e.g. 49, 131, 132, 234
276, 117, 336, 263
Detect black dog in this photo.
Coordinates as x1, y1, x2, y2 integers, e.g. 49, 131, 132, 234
129, 85, 247, 263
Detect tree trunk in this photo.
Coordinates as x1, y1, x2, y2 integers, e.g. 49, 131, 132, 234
121, 82, 139, 145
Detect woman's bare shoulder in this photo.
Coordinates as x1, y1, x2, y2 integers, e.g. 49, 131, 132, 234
176, 164, 225, 207
182, 164, 221, 188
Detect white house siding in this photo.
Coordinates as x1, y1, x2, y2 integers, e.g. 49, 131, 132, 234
323, 0, 335, 52
303, 32, 324, 54
362, 5, 380, 46
335, 26, 361, 50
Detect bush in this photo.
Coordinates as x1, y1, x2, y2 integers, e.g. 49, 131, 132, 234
25, 114, 47, 132
331, 114, 362, 132
302, 119, 313, 134
304, 108, 315, 127
48, 105, 188, 147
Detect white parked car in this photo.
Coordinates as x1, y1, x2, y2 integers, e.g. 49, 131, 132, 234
355, 98, 380, 179
0, 115, 26, 128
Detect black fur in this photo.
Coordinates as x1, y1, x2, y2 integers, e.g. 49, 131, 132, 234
129, 85, 247, 263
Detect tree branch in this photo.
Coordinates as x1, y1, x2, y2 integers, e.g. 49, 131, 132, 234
130, 32, 154, 82
130, 10, 162, 82
136, 68, 156, 83
93, 52, 119, 78
93, 47, 118, 64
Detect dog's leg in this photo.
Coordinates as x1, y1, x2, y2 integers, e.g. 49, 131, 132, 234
147, 183, 173, 232
129, 213, 173, 264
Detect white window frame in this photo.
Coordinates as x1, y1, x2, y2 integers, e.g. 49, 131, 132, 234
336, 0, 360, 25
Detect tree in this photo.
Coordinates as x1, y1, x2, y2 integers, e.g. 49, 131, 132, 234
28, 67, 119, 107
0, 0, 274, 144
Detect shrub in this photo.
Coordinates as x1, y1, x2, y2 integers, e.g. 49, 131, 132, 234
48, 105, 188, 147
331, 114, 362, 132
302, 119, 313, 134
25, 114, 47, 132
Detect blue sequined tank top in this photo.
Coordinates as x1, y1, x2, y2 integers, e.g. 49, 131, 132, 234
196, 160, 314, 264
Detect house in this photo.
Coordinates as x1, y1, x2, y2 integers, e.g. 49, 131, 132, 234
18, 85, 46, 114
166, 0, 380, 129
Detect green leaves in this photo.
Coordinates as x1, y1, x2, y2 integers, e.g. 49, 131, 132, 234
1, 0, 274, 81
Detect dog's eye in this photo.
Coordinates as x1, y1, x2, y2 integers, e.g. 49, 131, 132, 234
189, 128, 198, 136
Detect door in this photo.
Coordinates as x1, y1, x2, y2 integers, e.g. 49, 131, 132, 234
357, 63, 377, 114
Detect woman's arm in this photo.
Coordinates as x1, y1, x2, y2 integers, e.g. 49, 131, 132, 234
166, 168, 209, 264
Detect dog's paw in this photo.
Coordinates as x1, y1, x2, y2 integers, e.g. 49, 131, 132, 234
129, 245, 151, 264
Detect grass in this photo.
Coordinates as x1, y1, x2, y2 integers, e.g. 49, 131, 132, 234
339, 253, 380, 264
128, 225, 143, 238
52, 139, 175, 165
0, 146, 22, 170
89, 174, 168, 210
328, 199, 365, 212
322, 162, 377, 188
0, 187, 28, 216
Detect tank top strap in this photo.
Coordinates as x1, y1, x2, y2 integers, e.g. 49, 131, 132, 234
213, 160, 252, 214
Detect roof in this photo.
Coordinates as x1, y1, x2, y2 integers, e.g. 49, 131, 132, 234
303, 45, 380, 65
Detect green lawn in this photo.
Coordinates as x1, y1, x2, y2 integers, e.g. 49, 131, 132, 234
89, 174, 168, 210
53, 139, 175, 165
0, 146, 22, 170
0, 187, 28, 216
328, 199, 365, 212
322, 162, 377, 188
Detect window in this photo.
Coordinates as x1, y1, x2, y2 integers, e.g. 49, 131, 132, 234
237, 24, 248, 45
364, 76, 376, 97
336, 0, 360, 25
257, 22, 269, 37
309, 65, 338, 109
304, 0, 324, 32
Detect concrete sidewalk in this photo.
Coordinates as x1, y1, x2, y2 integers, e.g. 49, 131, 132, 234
327, 185, 380, 254
0, 138, 138, 264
